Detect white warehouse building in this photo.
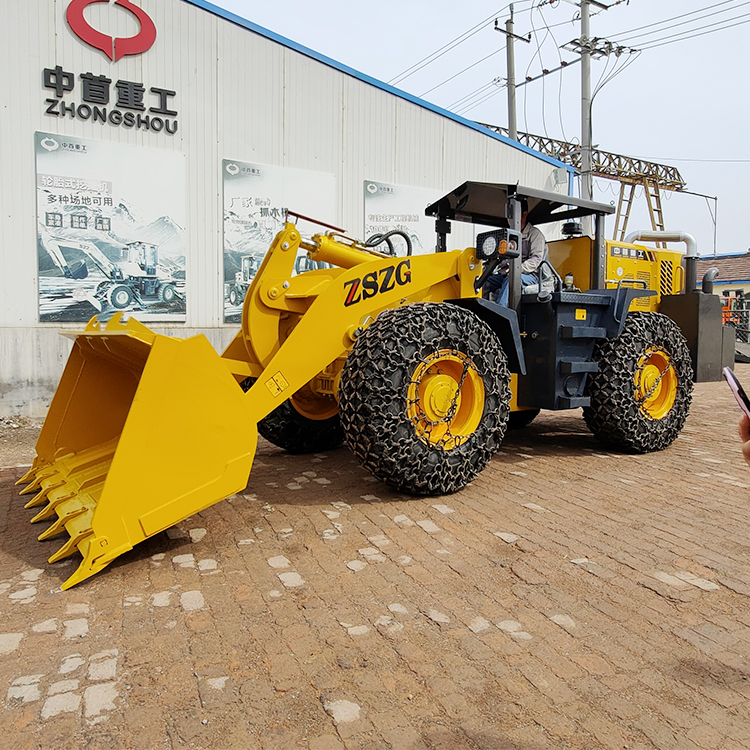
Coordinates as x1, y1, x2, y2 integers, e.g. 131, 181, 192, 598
0, 0, 571, 416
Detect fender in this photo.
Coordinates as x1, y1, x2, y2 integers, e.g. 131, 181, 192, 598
446, 297, 526, 375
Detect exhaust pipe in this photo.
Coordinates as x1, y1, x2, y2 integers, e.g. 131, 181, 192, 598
624, 230, 699, 293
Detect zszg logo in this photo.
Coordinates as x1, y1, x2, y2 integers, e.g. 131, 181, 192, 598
66, 0, 156, 62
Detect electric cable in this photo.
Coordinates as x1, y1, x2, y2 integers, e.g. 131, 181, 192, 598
637, 13, 750, 49
609, 0, 747, 43
420, 44, 507, 97
388, 1, 535, 86
448, 81, 498, 110
450, 80, 504, 112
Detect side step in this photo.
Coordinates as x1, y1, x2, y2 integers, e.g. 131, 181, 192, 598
559, 360, 599, 374
560, 326, 607, 339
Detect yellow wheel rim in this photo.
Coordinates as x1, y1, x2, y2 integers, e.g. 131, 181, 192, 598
634, 347, 677, 420
406, 350, 485, 449
291, 384, 338, 421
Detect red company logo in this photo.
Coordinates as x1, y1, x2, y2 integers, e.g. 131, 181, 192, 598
66, 0, 156, 62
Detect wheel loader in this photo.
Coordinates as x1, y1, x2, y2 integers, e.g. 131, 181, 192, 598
18, 182, 731, 589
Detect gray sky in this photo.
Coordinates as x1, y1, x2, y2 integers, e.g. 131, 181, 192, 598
208, 0, 748, 258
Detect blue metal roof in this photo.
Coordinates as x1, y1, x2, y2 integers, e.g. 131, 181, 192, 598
182, 0, 572, 173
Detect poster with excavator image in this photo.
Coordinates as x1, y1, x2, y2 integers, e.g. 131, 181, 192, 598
223, 160, 335, 323
35, 132, 186, 323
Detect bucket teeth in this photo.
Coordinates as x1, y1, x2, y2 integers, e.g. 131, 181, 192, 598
24, 480, 66, 510
49, 529, 94, 564
30, 503, 58, 524
20, 476, 43, 495
38, 500, 86, 541
24, 492, 49, 510
16, 463, 41, 486
19, 464, 59, 495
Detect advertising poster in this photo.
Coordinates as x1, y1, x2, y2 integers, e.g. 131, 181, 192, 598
364, 180, 444, 256
223, 160, 336, 323
35, 132, 187, 323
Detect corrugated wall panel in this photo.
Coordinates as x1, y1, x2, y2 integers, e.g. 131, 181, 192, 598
0, 3, 56, 326
181, 2, 219, 326
340, 78, 398, 233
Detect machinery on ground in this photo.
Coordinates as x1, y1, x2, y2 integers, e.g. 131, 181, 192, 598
227, 255, 260, 306
19, 183, 732, 589
41, 235, 179, 310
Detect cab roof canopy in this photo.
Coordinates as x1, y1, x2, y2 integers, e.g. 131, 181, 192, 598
425, 182, 615, 229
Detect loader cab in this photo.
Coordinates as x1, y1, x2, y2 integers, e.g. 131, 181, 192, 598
126, 242, 159, 276
425, 182, 615, 311
241, 255, 259, 284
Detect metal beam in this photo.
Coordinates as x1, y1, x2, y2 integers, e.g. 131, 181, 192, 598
479, 124, 686, 192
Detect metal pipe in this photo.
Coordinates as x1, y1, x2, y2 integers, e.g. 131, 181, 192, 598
702, 267, 720, 296
624, 230, 699, 293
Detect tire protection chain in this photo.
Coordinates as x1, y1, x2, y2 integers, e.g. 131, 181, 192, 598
338, 302, 511, 495
583, 311, 693, 453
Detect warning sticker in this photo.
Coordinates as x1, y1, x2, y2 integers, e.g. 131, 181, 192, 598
575, 309, 587, 321
265, 371, 290, 397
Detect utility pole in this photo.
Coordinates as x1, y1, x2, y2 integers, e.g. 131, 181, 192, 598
507, 7, 518, 140
580, 0, 592, 205
562, 0, 619, 234
495, 7, 530, 141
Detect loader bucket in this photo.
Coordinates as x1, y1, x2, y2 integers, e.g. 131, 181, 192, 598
18, 314, 257, 589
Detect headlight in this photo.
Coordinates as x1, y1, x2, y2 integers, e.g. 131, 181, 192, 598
475, 228, 521, 260
481, 234, 497, 257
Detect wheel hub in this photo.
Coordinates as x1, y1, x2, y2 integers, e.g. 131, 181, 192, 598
422, 375, 460, 419
407, 350, 484, 449
635, 347, 677, 420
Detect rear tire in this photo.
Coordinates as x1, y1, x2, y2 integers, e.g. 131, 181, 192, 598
583, 311, 693, 453
158, 283, 176, 303
240, 378, 344, 454
338, 302, 510, 495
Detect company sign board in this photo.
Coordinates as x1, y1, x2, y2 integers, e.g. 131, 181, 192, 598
42, 2, 177, 135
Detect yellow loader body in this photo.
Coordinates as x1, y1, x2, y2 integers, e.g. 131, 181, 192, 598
20, 223, 481, 588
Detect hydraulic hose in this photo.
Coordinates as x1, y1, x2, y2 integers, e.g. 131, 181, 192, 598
365, 230, 413, 256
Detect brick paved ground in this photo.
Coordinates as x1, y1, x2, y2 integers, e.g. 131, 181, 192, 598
2, 365, 750, 750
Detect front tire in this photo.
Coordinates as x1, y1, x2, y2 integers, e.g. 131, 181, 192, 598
338, 302, 511, 495
583, 311, 693, 453
108, 284, 133, 309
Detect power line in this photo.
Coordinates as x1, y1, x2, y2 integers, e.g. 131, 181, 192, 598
448, 80, 498, 110
455, 81, 508, 115
449, 80, 503, 111
615, 4, 750, 44
638, 12, 750, 49
609, 0, 745, 42
387, 2, 535, 86
419, 44, 507, 97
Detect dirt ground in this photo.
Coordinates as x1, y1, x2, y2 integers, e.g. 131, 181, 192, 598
2, 368, 750, 750
0, 416, 44, 468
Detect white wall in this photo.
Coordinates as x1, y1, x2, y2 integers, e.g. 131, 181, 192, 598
0, 0, 568, 415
